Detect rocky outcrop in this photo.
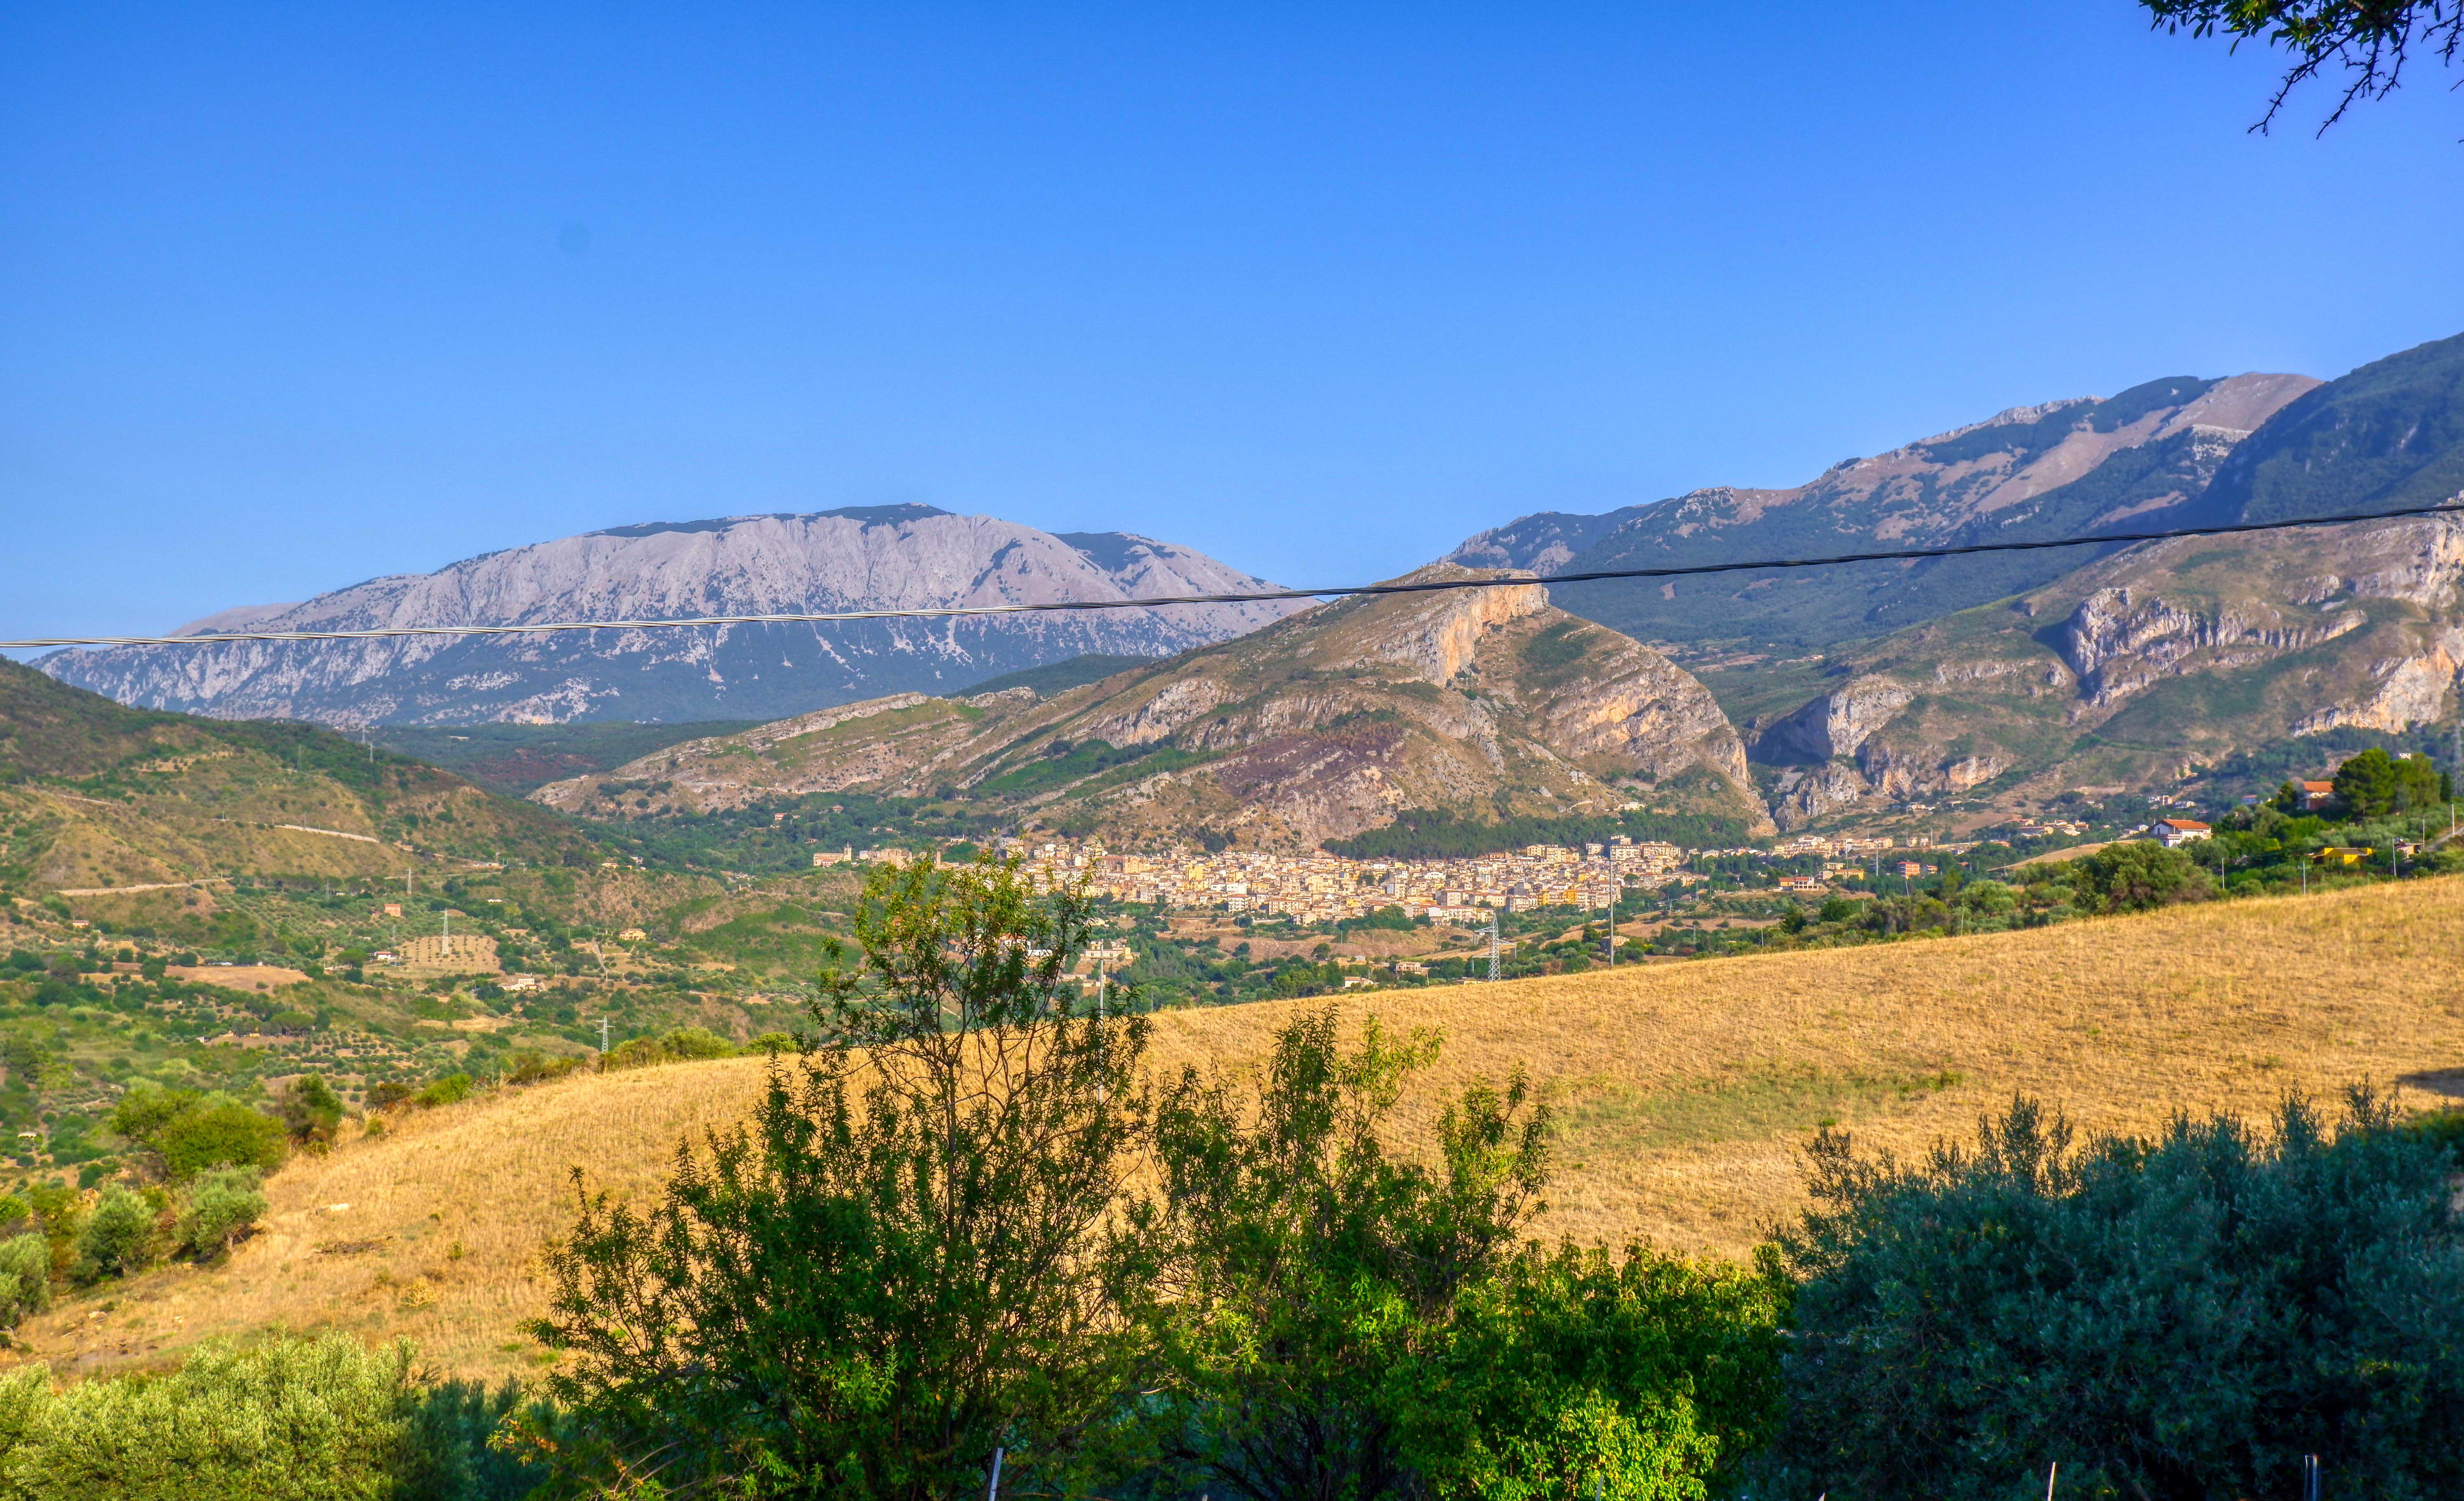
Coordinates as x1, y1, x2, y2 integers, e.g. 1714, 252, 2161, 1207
1755, 678, 1914, 763
2290, 632, 2464, 736
1368, 577, 1552, 685
41, 507, 1310, 727
2059, 588, 2365, 708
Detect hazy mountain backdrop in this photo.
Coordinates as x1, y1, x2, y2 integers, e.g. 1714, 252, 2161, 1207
39, 506, 1307, 727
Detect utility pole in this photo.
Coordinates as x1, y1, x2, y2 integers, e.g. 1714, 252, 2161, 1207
1606, 889, 1616, 967
596, 1017, 611, 1056
1486, 913, 1501, 983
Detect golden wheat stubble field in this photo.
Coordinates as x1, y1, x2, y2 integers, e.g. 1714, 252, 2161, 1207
24, 876, 2464, 1383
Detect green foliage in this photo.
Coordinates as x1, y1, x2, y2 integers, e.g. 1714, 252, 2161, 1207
1344, 904, 1416, 932
528, 854, 1147, 1499
1772, 1092, 2464, 1499
2334, 745, 2401, 817
1123, 1009, 1555, 1501
2330, 746, 2445, 819
278, 1073, 346, 1143
156, 1103, 289, 1180
597, 1026, 740, 1072
0, 1235, 52, 1329
73, 1184, 158, 1282
0, 1333, 542, 1500
2060, 839, 2212, 912
411, 1074, 473, 1108
174, 1168, 266, 1261
500, 1050, 585, 1086
1391, 1242, 1789, 1501
975, 736, 1177, 796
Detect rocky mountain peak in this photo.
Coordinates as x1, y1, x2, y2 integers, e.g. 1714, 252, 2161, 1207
41, 509, 1308, 727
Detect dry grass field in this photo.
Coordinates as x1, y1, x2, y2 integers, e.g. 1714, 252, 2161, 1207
23, 875, 2464, 1384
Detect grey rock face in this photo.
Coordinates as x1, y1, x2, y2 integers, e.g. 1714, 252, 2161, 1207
41, 506, 1309, 726
1755, 678, 1915, 764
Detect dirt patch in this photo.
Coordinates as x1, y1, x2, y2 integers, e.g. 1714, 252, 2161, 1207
170, 965, 310, 988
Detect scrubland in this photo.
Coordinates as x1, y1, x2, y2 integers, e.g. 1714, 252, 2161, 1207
23, 874, 2463, 1383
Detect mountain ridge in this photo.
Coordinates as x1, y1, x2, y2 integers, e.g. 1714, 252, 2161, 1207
1452, 371, 2320, 651
41, 509, 1306, 728
531, 567, 1768, 852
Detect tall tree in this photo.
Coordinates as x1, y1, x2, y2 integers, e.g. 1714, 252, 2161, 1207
524, 854, 1149, 1500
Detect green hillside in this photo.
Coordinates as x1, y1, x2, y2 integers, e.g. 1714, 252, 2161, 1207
0, 659, 599, 906
371, 720, 763, 796
2192, 329, 2464, 526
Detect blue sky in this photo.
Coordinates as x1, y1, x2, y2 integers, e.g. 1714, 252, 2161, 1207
6, 1, 2463, 645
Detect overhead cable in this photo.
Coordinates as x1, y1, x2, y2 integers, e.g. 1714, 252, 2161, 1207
5, 499, 2461, 652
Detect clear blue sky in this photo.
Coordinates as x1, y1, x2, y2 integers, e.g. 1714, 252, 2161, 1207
7, 1, 2463, 647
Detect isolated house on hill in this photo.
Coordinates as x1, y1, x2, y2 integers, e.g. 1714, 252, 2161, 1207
2151, 819, 2212, 849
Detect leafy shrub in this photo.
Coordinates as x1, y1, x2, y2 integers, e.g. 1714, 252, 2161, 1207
1771, 1092, 2464, 1499
501, 1050, 584, 1087
1392, 1241, 1788, 1501
107, 1083, 200, 1146
276, 1073, 344, 1143
173, 1168, 265, 1261
156, 1104, 287, 1180
367, 1080, 414, 1111
0, 1334, 544, 1500
2061, 840, 2212, 913
413, 1073, 474, 1108
0, 1234, 51, 1328
598, 1026, 740, 1072
72, 1185, 158, 1282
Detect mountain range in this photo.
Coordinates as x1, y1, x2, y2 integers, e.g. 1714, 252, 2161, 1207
1450, 372, 2320, 650
39, 506, 1305, 727
32, 329, 2464, 848
531, 567, 1766, 852
1455, 330, 2464, 828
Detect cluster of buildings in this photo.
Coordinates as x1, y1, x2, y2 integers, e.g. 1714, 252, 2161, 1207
805, 826, 2003, 926
1004, 837, 1699, 925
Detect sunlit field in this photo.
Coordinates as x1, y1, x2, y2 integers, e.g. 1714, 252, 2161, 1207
25, 875, 2463, 1384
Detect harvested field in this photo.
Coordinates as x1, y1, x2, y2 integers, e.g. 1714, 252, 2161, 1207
23, 875, 2464, 1383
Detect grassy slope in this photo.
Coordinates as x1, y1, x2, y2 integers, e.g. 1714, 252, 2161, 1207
23, 875, 2464, 1383
372, 722, 763, 796
0, 660, 598, 902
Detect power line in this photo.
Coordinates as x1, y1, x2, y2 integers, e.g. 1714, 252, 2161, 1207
6, 499, 2461, 652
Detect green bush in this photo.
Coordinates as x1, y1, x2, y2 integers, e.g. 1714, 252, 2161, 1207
500, 1050, 583, 1087
156, 1104, 288, 1180
0, 1334, 543, 1500
412, 1073, 474, 1108
0, 1234, 51, 1328
2061, 840, 2212, 913
1392, 1241, 1789, 1501
72, 1185, 158, 1282
174, 1168, 266, 1261
106, 1082, 200, 1146
1771, 1092, 2464, 1499
598, 1026, 740, 1072
276, 1073, 345, 1143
